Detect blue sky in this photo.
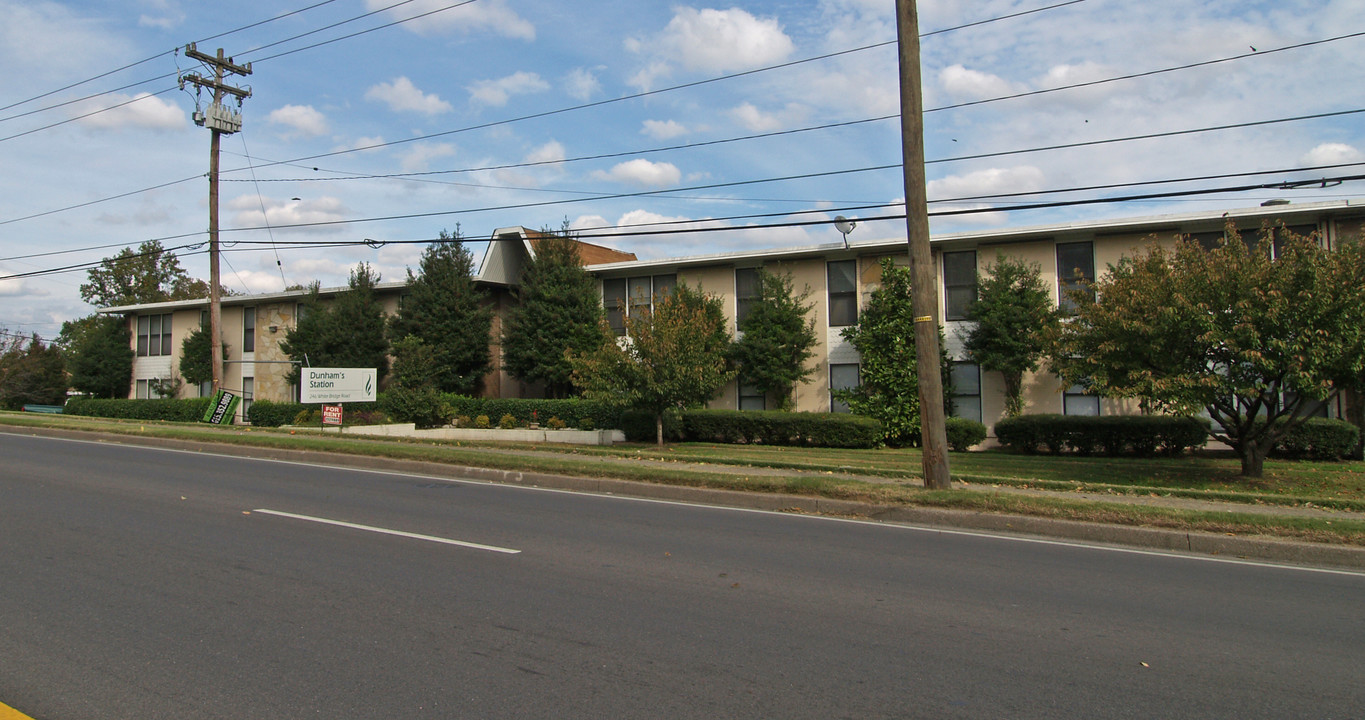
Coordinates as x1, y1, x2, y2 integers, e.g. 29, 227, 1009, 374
2, 0, 1363, 339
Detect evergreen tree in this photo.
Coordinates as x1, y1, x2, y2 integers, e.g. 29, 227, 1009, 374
729, 269, 817, 410
502, 229, 609, 398
0, 333, 67, 409
389, 229, 492, 395
837, 258, 952, 447
281, 264, 390, 386
570, 283, 735, 445
964, 253, 1058, 418
59, 315, 133, 398
179, 323, 229, 390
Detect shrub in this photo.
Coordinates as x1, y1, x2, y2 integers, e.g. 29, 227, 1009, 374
498, 413, 519, 429
620, 409, 684, 443
247, 400, 305, 427
1270, 418, 1360, 461
379, 387, 452, 429
442, 396, 622, 430
64, 397, 214, 423
994, 414, 1209, 456
545, 416, 567, 430
474, 414, 491, 429
675, 409, 883, 449
945, 417, 987, 452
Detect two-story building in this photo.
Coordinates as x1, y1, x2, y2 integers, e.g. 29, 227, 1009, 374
103, 199, 1365, 433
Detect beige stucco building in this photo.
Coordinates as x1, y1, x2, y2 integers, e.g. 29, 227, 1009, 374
103, 200, 1365, 433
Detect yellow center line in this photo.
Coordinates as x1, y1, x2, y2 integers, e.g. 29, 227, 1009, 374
0, 701, 36, 720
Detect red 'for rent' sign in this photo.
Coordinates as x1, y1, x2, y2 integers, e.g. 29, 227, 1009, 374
322, 405, 343, 426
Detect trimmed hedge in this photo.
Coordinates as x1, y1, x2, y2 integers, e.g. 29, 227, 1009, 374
1270, 418, 1360, 461
246, 400, 307, 428
994, 414, 1210, 457
619, 409, 882, 448
945, 417, 988, 452
442, 396, 623, 431
63, 397, 215, 423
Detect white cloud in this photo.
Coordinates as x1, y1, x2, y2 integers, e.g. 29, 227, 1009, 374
642, 119, 689, 140
940, 65, 1019, 100
138, 0, 183, 29
228, 196, 351, 233
592, 159, 682, 188
363, 0, 534, 39
365, 77, 452, 115
1301, 143, 1363, 167
468, 71, 550, 107
267, 104, 329, 137
400, 143, 456, 172
525, 141, 565, 166
77, 92, 184, 131
628, 7, 794, 88
926, 166, 1047, 200
564, 68, 601, 101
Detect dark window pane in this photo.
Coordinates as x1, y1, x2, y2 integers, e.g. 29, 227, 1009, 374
629, 277, 651, 316
243, 307, 255, 353
830, 363, 860, 413
828, 294, 857, 327
827, 260, 856, 294
160, 314, 172, 356
652, 274, 676, 300
603, 279, 627, 334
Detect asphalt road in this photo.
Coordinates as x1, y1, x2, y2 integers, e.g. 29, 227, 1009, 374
1, 431, 1362, 719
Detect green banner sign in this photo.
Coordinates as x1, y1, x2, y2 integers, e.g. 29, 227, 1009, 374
201, 390, 241, 425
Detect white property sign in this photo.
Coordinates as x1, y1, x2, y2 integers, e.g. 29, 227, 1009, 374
300, 368, 377, 404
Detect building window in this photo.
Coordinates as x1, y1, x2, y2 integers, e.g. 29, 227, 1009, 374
135, 378, 169, 399
943, 250, 977, 321
950, 362, 982, 423
827, 260, 857, 327
1063, 380, 1100, 416
738, 379, 765, 411
735, 267, 762, 325
830, 363, 860, 413
137, 313, 173, 357
1056, 241, 1094, 313
241, 377, 254, 421
199, 380, 213, 398
242, 307, 255, 353
603, 275, 677, 335
1283, 391, 1330, 418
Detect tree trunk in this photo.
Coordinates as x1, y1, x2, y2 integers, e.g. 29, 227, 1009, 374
1238, 443, 1266, 478
1003, 371, 1024, 418
655, 412, 664, 446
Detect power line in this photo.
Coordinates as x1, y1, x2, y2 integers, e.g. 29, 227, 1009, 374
6, 169, 1363, 285
0, 0, 345, 118
10, 14, 1350, 224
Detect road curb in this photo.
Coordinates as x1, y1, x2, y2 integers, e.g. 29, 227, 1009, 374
14, 425, 1365, 571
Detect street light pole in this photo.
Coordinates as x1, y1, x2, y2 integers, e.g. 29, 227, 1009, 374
894, 0, 952, 490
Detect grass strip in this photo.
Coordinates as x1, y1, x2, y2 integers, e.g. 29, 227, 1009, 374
3, 413, 1363, 546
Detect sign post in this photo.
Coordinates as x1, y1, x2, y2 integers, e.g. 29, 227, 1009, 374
301, 369, 376, 434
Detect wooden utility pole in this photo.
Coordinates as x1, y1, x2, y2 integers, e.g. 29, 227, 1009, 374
894, 0, 951, 490
180, 44, 251, 395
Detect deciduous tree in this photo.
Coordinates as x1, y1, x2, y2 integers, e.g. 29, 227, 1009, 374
80, 240, 209, 307
1050, 226, 1365, 477
570, 283, 734, 445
